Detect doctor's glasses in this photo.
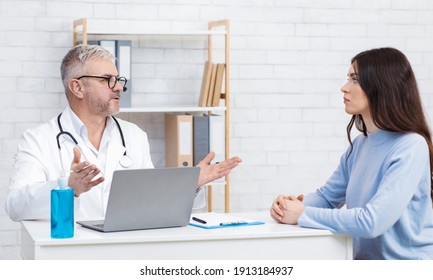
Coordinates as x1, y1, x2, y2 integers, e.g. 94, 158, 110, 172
77, 75, 127, 90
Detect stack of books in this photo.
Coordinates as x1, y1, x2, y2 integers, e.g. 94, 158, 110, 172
198, 61, 226, 107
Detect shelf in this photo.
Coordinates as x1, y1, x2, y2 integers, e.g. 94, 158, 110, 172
86, 30, 227, 36
205, 181, 226, 186
74, 19, 227, 37
119, 106, 226, 113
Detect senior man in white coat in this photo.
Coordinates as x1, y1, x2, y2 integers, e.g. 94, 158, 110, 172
6, 44, 241, 222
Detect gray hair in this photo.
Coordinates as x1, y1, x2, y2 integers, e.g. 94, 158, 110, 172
60, 44, 115, 91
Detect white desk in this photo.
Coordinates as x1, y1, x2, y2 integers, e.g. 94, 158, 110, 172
21, 212, 352, 260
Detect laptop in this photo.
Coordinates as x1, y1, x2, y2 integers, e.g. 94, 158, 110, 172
76, 167, 200, 232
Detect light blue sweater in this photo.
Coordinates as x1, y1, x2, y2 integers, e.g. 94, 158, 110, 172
299, 130, 433, 259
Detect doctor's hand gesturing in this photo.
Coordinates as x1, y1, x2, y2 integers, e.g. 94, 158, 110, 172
196, 151, 242, 187
68, 147, 105, 197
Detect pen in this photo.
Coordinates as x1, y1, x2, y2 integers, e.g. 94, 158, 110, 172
219, 221, 248, 226
192, 216, 207, 224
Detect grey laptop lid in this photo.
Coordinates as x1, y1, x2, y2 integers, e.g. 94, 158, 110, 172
77, 167, 200, 232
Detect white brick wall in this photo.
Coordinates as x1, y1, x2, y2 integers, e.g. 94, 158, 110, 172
1, 0, 433, 260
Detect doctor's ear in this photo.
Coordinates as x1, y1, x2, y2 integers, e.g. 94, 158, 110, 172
68, 79, 85, 99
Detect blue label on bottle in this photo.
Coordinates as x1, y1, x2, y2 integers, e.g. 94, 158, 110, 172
51, 188, 74, 238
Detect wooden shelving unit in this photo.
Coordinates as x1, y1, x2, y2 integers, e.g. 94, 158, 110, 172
73, 18, 231, 212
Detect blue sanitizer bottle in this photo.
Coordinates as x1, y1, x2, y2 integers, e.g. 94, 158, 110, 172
50, 174, 74, 238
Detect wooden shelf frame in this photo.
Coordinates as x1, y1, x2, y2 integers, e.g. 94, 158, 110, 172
207, 20, 230, 212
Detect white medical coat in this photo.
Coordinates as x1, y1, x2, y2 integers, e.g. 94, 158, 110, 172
6, 106, 154, 221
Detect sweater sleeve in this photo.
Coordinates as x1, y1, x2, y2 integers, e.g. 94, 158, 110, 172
302, 149, 351, 209
298, 135, 429, 238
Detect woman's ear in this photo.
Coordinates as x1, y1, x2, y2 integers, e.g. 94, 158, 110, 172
68, 79, 85, 99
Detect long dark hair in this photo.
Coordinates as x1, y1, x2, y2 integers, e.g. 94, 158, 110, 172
346, 47, 433, 203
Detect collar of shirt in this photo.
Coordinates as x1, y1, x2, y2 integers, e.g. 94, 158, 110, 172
64, 106, 116, 153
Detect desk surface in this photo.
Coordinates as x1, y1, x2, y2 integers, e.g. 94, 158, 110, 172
21, 212, 352, 260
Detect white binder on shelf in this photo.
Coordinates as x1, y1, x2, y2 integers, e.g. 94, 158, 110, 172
99, 40, 116, 57
165, 113, 194, 168
116, 40, 132, 108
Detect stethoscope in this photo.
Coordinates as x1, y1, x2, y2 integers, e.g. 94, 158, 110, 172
56, 113, 132, 169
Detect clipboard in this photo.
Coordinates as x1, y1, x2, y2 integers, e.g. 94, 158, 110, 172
189, 212, 264, 229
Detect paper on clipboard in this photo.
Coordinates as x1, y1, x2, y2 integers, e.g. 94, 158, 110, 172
189, 212, 264, 229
